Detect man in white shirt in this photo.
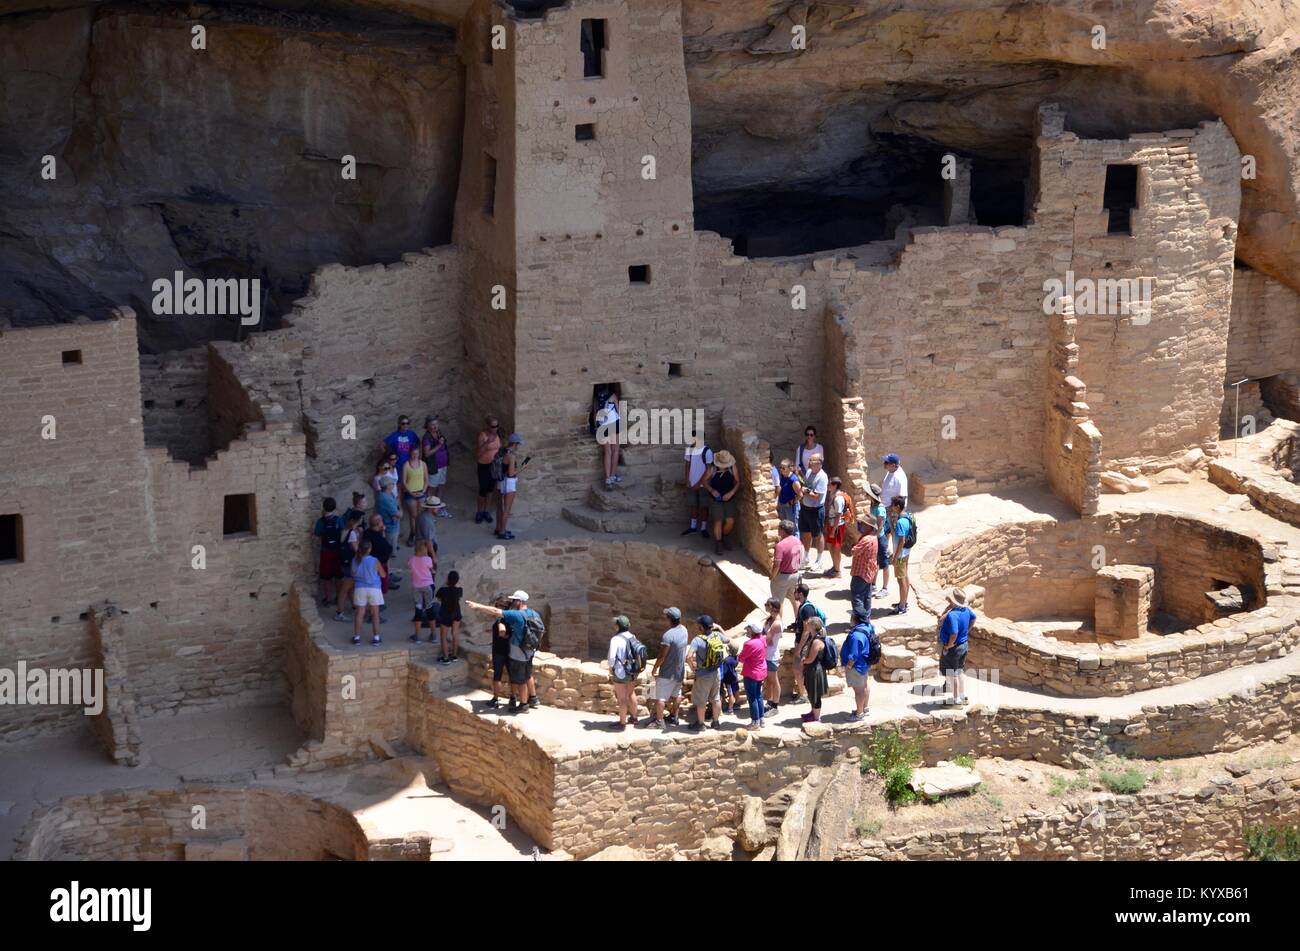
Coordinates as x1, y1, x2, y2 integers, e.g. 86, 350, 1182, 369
682, 435, 714, 538
880, 453, 908, 510
798, 453, 830, 570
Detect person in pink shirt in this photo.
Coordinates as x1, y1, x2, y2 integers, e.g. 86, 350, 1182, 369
406, 539, 436, 644
770, 520, 804, 624
739, 620, 769, 729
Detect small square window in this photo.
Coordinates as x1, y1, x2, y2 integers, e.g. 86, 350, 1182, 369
223, 494, 257, 537
0, 514, 23, 563
575, 123, 595, 142
62, 349, 82, 365
628, 265, 650, 284
667, 362, 682, 377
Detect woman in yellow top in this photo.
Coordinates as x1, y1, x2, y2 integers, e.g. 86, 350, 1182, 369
401, 451, 429, 546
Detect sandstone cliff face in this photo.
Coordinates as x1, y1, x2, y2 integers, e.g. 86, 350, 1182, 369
4, 0, 1300, 346
0, 3, 464, 350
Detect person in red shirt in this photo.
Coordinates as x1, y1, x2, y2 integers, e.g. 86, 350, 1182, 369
849, 514, 880, 620
769, 520, 804, 623
738, 621, 769, 729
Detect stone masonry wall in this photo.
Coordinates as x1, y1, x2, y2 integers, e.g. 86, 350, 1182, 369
139, 346, 210, 463
840, 769, 1300, 861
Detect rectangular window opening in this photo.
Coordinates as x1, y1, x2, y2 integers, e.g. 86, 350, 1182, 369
628, 264, 650, 284
667, 362, 682, 377
483, 153, 497, 218
62, 349, 82, 365
1103, 164, 1139, 235
0, 514, 23, 563
575, 123, 595, 142
580, 18, 607, 78
223, 494, 257, 537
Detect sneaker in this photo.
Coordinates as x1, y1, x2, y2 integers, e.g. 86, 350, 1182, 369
711, 720, 722, 730
847, 712, 864, 722
371, 635, 382, 645
955, 695, 969, 706
334, 612, 348, 622
690, 722, 703, 732
824, 568, 839, 578
604, 477, 615, 487
486, 698, 500, 709
664, 714, 678, 725
528, 696, 539, 709
790, 694, 805, 706
611, 475, 624, 484
473, 512, 483, 524
501, 531, 516, 540
800, 712, 815, 723
609, 722, 626, 732
515, 703, 529, 714
351, 634, 361, 645
484, 513, 493, 524
508, 699, 519, 713
648, 719, 665, 729
895, 603, 909, 615
681, 526, 697, 535
408, 634, 420, 643
767, 702, 779, 713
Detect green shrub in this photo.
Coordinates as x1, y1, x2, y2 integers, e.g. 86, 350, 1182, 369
863, 729, 923, 804
854, 814, 883, 838
952, 754, 976, 769
1244, 825, 1300, 861
1048, 774, 1091, 797
1100, 766, 1147, 795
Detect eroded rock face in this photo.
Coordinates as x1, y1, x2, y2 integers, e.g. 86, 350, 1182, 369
6, 0, 1300, 344
0, 3, 463, 350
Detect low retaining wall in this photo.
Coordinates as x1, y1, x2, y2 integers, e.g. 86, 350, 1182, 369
1210, 420, 1300, 528
915, 510, 1300, 697
839, 769, 1300, 860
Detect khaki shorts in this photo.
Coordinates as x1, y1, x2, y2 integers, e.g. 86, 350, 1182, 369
653, 677, 683, 702
691, 669, 721, 707
894, 554, 910, 575
771, 571, 803, 604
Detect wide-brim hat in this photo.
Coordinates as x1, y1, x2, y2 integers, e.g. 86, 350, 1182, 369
712, 450, 736, 469
946, 587, 968, 607
865, 483, 882, 502
421, 496, 443, 508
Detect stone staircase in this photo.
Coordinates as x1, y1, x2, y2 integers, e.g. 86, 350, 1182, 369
561, 480, 650, 534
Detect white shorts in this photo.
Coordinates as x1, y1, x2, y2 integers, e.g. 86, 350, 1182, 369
653, 677, 683, 702
354, 588, 384, 608
498, 477, 518, 494
429, 468, 447, 488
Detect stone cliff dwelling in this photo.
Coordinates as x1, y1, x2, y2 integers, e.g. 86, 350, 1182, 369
3, 0, 1300, 864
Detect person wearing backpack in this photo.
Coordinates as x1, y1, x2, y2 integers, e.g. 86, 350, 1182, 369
313, 497, 345, 607
789, 584, 826, 705
823, 475, 856, 579
841, 609, 879, 721
798, 617, 831, 724
887, 499, 916, 615
686, 614, 726, 731
650, 607, 690, 728
465, 590, 538, 712
607, 615, 645, 731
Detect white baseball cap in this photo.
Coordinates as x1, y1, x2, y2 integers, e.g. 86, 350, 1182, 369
510, 590, 530, 602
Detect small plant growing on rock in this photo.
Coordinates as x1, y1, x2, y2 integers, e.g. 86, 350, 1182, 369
952, 754, 976, 769
1100, 766, 1147, 794
854, 813, 882, 838
1048, 774, 1091, 797
864, 728, 922, 805
1244, 824, 1300, 861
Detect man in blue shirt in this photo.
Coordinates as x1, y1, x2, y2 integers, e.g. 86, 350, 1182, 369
938, 587, 976, 706
839, 609, 875, 721
466, 590, 541, 712
887, 499, 914, 615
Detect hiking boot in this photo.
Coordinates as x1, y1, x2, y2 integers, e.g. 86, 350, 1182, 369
528, 696, 539, 708
508, 698, 518, 713
486, 698, 500, 710
690, 721, 703, 732
711, 720, 722, 730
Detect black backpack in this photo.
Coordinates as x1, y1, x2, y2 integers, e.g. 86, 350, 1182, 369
521, 610, 545, 654
901, 512, 918, 550
852, 622, 881, 666
819, 635, 839, 671
319, 514, 343, 551
490, 449, 508, 483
